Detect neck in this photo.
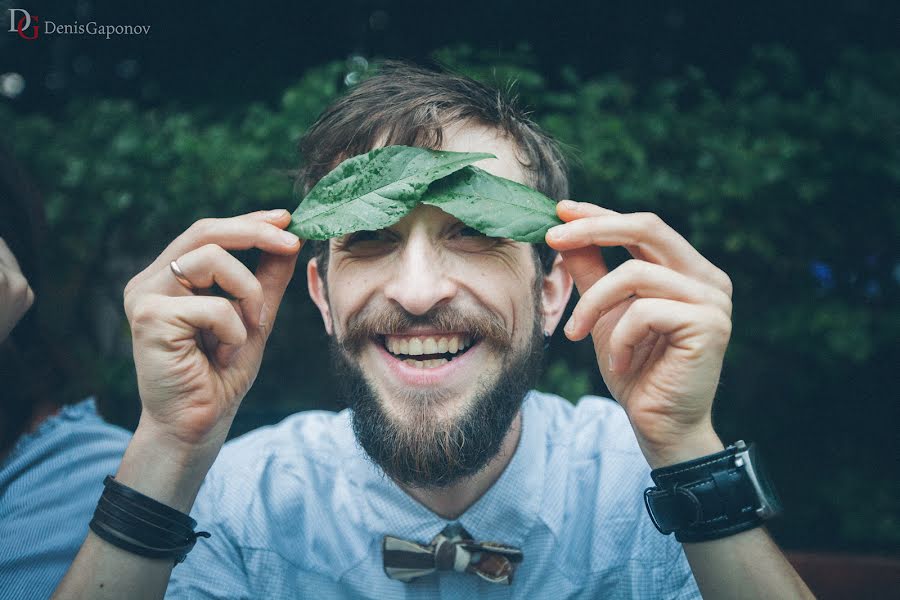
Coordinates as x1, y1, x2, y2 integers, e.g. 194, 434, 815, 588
27, 400, 60, 432
0, 398, 59, 464
398, 410, 522, 520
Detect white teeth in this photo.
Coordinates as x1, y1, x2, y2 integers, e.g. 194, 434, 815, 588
385, 334, 476, 357
402, 358, 448, 369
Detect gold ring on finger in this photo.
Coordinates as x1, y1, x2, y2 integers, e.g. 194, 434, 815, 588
169, 260, 196, 291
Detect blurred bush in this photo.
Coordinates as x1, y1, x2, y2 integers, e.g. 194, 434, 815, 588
1, 45, 897, 553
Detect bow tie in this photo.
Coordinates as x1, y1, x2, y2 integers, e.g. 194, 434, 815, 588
383, 523, 523, 585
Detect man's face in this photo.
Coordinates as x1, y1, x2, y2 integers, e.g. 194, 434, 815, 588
307, 123, 569, 488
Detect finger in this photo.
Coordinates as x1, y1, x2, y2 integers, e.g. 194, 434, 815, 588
127, 210, 300, 293
557, 200, 620, 219
607, 298, 731, 374
252, 249, 301, 339
565, 259, 732, 340
197, 305, 241, 367
0, 268, 33, 311
24, 285, 34, 312
546, 210, 730, 293
559, 247, 609, 298
553, 201, 613, 295
132, 295, 248, 366
556, 200, 645, 261
146, 244, 266, 329
0, 238, 23, 271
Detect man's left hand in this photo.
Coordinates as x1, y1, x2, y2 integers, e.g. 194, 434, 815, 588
546, 200, 734, 468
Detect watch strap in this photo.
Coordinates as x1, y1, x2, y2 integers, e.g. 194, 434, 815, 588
644, 443, 765, 543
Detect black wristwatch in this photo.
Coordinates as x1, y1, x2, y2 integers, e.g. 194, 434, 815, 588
643, 440, 782, 543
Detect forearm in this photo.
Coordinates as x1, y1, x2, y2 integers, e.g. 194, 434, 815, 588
643, 434, 813, 600
52, 422, 223, 600
683, 527, 814, 600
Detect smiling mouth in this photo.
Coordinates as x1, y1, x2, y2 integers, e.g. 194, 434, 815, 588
378, 333, 478, 368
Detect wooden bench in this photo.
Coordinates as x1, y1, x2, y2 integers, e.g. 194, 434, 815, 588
786, 552, 900, 599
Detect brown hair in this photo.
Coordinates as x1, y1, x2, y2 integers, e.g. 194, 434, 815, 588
294, 60, 570, 279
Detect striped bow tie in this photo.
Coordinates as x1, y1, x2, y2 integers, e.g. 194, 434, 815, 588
382, 523, 523, 585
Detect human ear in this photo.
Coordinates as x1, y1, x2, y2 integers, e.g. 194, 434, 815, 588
306, 257, 333, 335
540, 252, 574, 335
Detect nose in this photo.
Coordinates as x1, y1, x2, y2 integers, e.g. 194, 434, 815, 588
383, 233, 458, 315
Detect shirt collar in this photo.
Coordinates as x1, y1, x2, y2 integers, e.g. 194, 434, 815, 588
349, 391, 546, 547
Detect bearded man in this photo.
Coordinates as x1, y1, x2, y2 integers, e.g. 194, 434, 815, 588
54, 62, 812, 599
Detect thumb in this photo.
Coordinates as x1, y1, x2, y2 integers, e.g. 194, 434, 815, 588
254, 245, 302, 337
560, 246, 609, 297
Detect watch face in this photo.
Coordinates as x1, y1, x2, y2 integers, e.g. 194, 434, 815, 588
748, 444, 783, 517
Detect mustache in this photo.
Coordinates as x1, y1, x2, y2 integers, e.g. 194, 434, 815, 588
338, 303, 512, 354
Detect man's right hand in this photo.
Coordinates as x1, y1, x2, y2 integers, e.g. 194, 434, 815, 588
123, 209, 302, 456
52, 210, 302, 600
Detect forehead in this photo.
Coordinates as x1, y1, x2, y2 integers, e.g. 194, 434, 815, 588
438, 121, 530, 186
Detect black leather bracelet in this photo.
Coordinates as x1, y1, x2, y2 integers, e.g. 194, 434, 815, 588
98, 493, 194, 538
89, 520, 205, 563
102, 475, 196, 529
89, 475, 210, 565
643, 441, 780, 543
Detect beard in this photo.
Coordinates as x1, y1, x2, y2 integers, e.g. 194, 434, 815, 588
328, 294, 546, 490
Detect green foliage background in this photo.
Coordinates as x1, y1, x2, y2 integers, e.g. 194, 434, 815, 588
2, 45, 897, 553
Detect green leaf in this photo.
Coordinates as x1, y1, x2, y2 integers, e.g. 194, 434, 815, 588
289, 145, 561, 243
288, 145, 494, 239
422, 166, 561, 242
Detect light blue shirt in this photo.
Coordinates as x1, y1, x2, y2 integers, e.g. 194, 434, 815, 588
0, 399, 131, 600
169, 392, 701, 598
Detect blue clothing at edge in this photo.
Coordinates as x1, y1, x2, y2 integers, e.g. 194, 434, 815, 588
0, 399, 131, 600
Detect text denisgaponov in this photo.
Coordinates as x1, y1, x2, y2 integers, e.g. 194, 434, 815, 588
8, 9, 151, 40
44, 21, 151, 39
